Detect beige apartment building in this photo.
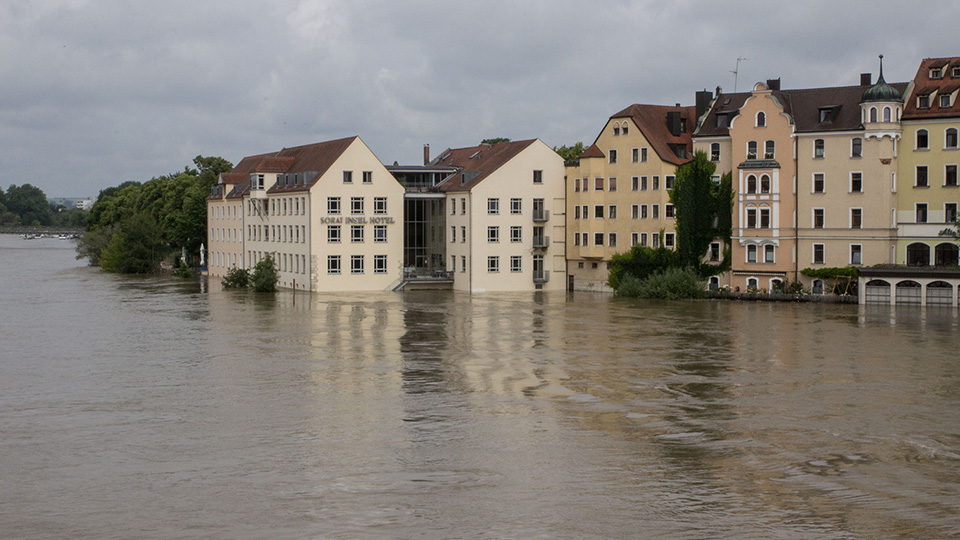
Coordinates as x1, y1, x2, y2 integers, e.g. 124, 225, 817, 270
206, 152, 271, 279
566, 103, 698, 292
435, 140, 566, 292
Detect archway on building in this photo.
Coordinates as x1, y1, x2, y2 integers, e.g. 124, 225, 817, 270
896, 280, 922, 305
864, 279, 891, 304
927, 281, 954, 306
935, 243, 959, 266
907, 243, 931, 266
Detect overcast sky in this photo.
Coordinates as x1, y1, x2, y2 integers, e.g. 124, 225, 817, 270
2, 0, 957, 197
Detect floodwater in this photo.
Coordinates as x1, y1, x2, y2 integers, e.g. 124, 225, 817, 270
1, 234, 958, 539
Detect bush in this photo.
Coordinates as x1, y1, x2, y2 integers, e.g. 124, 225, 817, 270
616, 266, 705, 299
251, 255, 279, 292
221, 267, 251, 289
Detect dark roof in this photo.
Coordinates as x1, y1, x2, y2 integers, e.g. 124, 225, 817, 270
266, 137, 358, 193
434, 140, 537, 192
209, 152, 274, 200
579, 143, 605, 159
903, 56, 960, 120
609, 104, 696, 165
861, 57, 902, 103
693, 92, 751, 137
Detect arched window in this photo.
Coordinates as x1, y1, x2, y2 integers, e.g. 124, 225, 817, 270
770, 278, 784, 293
708, 276, 720, 291
935, 243, 959, 266
747, 277, 759, 290
851, 137, 862, 157
760, 174, 770, 193
870, 107, 878, 123
747, 175, 757, 194
917, 129, 929, 149
747, 141, 758, 159
765, 140, 775, 159
883, 106, 891, 122
613, 122, 620, 136
907, 242, 931, 266
812, 279, 824, 294
946, 128, 958, 148
757, 111, 766, 127
622, 123, 628, 135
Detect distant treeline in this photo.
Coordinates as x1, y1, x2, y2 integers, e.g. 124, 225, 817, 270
0, 184, 88, 228
76, 156, 233, 273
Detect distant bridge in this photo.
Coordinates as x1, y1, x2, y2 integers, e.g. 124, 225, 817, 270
0, 226, 85, 236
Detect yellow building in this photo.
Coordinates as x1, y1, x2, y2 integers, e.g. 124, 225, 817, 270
435, 140, 566, 292
566, 103, 698, 292
206, 152, 272, 279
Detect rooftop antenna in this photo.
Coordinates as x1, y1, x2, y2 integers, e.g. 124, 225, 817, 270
731, 56, 749, 92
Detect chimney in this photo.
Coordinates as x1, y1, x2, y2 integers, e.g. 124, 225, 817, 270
766, 78, 781, 91
715, 86, 722, 97
860, 73, 872, 86
666, 111, 682, 136
696, 90, 712, 121
423, 144, 430, 165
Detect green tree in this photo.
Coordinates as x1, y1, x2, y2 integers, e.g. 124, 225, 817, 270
76, 224, 116, 265
607, 244, 683, 290
5, 184, 51, 226
553, 142, 584, 163
251, 255, 279, 292
99, 212, 165, 274
669, 151, 733, 273
481, 138, 511, 145
221, 266, 251, 289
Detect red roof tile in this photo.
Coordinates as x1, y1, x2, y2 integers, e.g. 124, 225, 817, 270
903, 57, 960, 120
579, 143, 605, 159
434, 140, 537, 192
610, 104, 696, 165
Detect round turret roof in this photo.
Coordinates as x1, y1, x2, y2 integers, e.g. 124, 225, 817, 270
862, 55, 901, 103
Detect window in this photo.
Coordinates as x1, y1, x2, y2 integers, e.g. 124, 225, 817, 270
631, 232, 639, 247
632, 177, 639, 191
883, 107, 891, 122
710, 143, 720, 161
374, 255, 387, 273
510, 226, 522, 242
641, 176, 648, 190
916, 166, 928, 187
632, 148, 639, 162
487, 256, 499, 273
756, 111, 766, 127
946, 128, 958, 148
581, 205, 588, 218
942, 95, 953, 109
374, 197, 387, 214
918, 95, 930, 109
708, 243, 721, 262
351, 225, 364, 243
760, 174, 770, 194
609, 233, 617, 247
510, 256, 522, 272
461, 199, 466, 214
652, 176, 660, 190
765, 140, 775, 159
946, 165, 958, 187
594, 232, 604, 246
641, 148, 648, 162
640, 233, 648, 247
664, 233, 674, 248
533, 170, 543, 184
450, 226, 456, 243
850, 245, 862, 265
327, 225, 341, 243
916, 203, 928, 223
574, 233, 580, 246
813, 174, 825, 193
641, 205, 648, 219
870, 107, 878, 122
850, 208, 862, 229
764, 244, 775, 263
717, 114, 729, 128
374, 225, 387, 242
917, 129, 929, 149
487, 226, 499, 243
851, 172, 863, 193
747, 175, 757, 194
931, 68, 943, 79
652, 234, 660, 248
510, 198, 522, 214
461, 256, 466, 273
746, 245, 757, 263
574, 178, 580, 192
351, 197, 364, 214
760, 208, 770, 228
813, 208, 824, 228
343, 171, 353, 183
814, 139, 825, 158
594, 205, 604, 219
746, 208, 757, 228
451, 201, 456, 215
609, 177, 617, 192
665, 176, 674, 190
622, 123, 628, 135
665, 204, 674, 218
954, 67, 960, 78
327, 197, 341, 214
595, 177, 604, 191
813, 244, 824, 264
351, 255, 364, 274
946, 203, 958, 223
363, 171, 373, 184
574, 206, 580, 219
327, 255, 341, 274
652, 204, 660, 219
631, 204, 639, 219
488, 198, 499, 214
747, 141, 758, 159
608, 205, 617, 219
613, 123, 620, 136
852, 138, 862, 157
609, 150, 617, 164
461, 226, 466, 242
581, 232, 589, 246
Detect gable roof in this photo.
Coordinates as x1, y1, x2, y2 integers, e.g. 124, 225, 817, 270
903, 57, 960, 120
433, 139, 537, 192
579, 143, 605, 159
609, 104, 696, 165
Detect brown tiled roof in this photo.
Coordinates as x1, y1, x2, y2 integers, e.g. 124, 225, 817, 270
693, 92, 751, 137
434, 140, 537, 192
903, 57, 960, 120
609, 104, 696, 165
267, 137, 358, 193
579, 143, 605, 159
208, 152, 274, 200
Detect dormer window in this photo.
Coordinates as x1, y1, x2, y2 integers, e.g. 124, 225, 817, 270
756, 111, 766, 127
613, 122, 620, 136
953, 67, 960, 78
941, 94, 952, 108
918, 95, 930, 109
931, 68, 943, 80
680, 118, 686, 133
622, 123, 628, 135
716, 113, 729, 128
819, 109, 831, 122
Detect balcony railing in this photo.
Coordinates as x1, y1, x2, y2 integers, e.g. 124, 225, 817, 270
532, 209, 549, 222
533, 270, 550, 283
532, 235, 550, 248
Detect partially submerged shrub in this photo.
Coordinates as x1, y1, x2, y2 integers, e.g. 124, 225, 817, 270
616, 266, 705, 299
221, 266, 251, 289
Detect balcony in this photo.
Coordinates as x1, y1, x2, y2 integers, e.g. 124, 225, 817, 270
533, 235, 550, 249
533, 209, 549, 222
533, 270, 550, 283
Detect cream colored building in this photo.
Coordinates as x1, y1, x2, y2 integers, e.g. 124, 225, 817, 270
434, 140, 566, 292
566, 104, 698, 292
206, 153, 271, 280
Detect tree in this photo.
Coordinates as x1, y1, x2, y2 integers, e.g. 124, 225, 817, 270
5, 184, 51, 226
668, 151, 732, 273
553, 142, 584, 163
251, 255, 279, 292
99, 212, 164, 274
481, 138, 511, 145
221, 266, 251, 289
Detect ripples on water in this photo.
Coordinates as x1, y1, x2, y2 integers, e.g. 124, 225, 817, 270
1, 236, 959, 539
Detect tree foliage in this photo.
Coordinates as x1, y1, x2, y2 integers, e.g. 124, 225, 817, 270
669, 151, 733, 272
615, 266, 706, 299
221, 267, 251, 289
553, 142, 585, 163
607, 243, 684, 290
481, 138, 511, 145
4, 184, 52, 226
251, 255, 279, 292
99, 212, 165, 274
